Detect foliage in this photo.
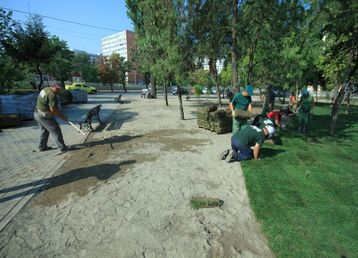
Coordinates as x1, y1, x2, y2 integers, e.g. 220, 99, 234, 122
0, 8, 34, 93
1, 15, 57, 91
189, 69, 210, 87
311, 0, 358, 85
242, 104, 358, 257
72, 51, 99, 83
97, 53, 130, 91
193, 84, 202, 96
219, 64, 232, 88
113, 54, 131, 92
46, 37, 74, 88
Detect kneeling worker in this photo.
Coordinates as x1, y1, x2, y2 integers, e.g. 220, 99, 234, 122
222, 124, 275, 162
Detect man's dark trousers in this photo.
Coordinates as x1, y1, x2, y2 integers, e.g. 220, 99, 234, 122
231, 136, 253, 161
34, 111, 66, 151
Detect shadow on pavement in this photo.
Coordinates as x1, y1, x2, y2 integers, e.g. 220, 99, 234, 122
77, 135, 143, 149
0, 161, 135, 203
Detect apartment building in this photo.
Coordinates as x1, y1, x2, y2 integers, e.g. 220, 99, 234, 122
101, 30, 141, 84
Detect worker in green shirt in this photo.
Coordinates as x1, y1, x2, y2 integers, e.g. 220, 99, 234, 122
34, 83, 69, 153
220, 124, 275, 162
298, 88, 313, 135
230, 84, 254, 134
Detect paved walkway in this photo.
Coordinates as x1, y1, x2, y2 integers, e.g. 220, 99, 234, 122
0, 92, 120, 231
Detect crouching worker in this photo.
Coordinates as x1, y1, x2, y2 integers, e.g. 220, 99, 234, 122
34, 83, 69, 153
221, 125, 275, 162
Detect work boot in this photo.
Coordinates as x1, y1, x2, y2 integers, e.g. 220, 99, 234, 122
226, 151, 237, 163
219, 149, 230, 160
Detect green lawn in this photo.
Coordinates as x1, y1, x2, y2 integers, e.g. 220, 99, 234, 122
242, 104, 358, 258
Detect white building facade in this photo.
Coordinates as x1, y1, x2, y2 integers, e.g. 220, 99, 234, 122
101, 30, 133, 60
101, 30, 141, 83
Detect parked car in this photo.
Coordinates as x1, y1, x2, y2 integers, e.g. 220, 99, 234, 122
272, 87, 289, 98
202, 87, 212, 94
171, 87, 189, 95
65, 83, 97, 94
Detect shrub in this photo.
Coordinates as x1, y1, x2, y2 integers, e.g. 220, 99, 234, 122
194, 85, 202, 96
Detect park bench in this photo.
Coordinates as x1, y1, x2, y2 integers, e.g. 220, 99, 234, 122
79, 104, 102, 131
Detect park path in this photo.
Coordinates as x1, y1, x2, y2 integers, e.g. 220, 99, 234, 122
0, 92, 119, 232
0, 95, 274, 258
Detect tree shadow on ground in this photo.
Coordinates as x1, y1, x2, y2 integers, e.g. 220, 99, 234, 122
102, 110, 139, 131
283, 103, 358, 143
0, 161, 135, 203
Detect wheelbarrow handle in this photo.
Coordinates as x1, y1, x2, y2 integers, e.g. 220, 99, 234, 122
68, 121, 87, 136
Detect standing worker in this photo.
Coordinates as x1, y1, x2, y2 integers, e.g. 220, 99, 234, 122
262, 85, 275, 115
230, 84, 254, 134
34, 83, 69, 153
298, 88, 313, 135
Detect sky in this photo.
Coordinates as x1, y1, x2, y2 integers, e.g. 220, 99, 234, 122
0, 0, 133, 54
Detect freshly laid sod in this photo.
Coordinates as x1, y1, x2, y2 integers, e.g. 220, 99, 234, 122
242, 104, 358, 258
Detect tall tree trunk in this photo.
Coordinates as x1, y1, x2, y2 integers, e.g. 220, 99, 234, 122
60, 80, 65, 89
150, 76, 157, 98
247, 36, 258, 85
110, 83, 113, 92
330, 64, 357, 134
164, 82, 168, 106
330, 84, 346, 134
123, 81, 127, 93
346, 91, 351, 114
177, 85, 184, 120
36, 64, 43, 91
231, 0, 238, 91
209, 58, 222, 107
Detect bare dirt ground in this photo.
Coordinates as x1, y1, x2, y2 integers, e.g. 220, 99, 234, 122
0, 95, 274, 258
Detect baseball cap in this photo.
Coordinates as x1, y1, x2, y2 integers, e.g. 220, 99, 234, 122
265, 125, 275, 138
245, 85, 254, 96
263, 118, 274, 127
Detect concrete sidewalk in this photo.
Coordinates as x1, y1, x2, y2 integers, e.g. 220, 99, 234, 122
0, 93, 120, 231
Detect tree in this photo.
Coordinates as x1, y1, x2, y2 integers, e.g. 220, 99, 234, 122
2, 15, 57, 91
116, 55, 131, 92
126, 0, 158, 98
72, 52, 99, 83
127, 0, 187, 118
219, 64, 232, 88
46, 37, 74, 88
309, 0, 358, 134
189, 69, 210, 87
191, 0, 231, 106
0, 8, 28, 92
97, 53, 128, 92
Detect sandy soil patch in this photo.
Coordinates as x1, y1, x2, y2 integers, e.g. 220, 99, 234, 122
0, 96, 274, 258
